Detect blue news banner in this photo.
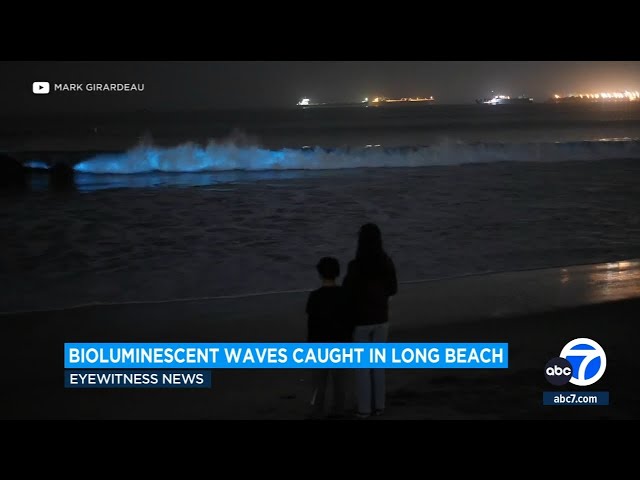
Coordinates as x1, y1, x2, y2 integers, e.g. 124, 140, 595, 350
64, 342, 508, 388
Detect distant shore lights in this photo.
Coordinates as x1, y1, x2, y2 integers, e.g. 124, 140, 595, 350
553, 91, 639, 101
370, 96, 434, 103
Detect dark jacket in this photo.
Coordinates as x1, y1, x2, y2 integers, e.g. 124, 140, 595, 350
306, 286, 353, 342
342, 254, 397, 326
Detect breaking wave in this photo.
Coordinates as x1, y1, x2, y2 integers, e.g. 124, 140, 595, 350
73, 139, 640, 174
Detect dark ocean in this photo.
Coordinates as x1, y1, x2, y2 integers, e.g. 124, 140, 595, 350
2, 102, 640, 312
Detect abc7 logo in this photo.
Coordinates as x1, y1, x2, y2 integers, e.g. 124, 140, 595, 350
545, 338, 606, 386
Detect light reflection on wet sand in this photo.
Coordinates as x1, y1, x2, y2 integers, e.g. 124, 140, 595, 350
585, 260, 640, 303
395, 259, 640, 327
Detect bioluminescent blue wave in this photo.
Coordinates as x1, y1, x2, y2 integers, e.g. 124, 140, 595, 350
24, 160, 50, 169
73, 140, 640, 174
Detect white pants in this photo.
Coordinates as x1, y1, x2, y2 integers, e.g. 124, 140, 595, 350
353, 322, 389, 414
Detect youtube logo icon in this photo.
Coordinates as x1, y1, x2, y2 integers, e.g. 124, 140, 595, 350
33, 82, 50, 94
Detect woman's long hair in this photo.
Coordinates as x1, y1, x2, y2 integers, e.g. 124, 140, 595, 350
355, 223, 387, 275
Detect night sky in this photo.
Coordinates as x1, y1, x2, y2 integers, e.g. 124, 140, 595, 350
2, 61, 639, 114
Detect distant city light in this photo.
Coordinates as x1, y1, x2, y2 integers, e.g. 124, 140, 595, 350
369, 96, 434, 104
552, 91, 639, 102
296, 96, 434, 107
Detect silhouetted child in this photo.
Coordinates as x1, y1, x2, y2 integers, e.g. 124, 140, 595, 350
305, 256, 352, 418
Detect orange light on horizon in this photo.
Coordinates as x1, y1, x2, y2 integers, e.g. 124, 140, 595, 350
553, 90, 639, 101
368, 95, 435, 104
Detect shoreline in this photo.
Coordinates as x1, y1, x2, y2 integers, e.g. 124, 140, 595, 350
2, 259, 638, 320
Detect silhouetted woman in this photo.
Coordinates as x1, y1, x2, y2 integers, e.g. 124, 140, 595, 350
342, 223, 397, 417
